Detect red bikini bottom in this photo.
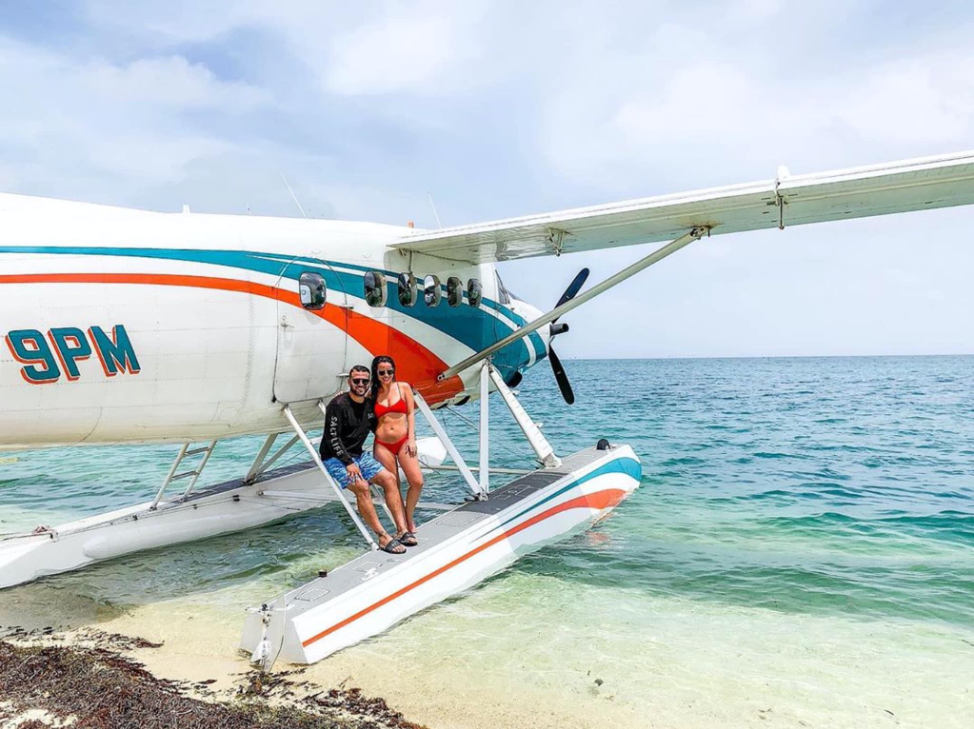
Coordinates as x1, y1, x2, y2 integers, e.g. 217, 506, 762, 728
376, 435, 409, 457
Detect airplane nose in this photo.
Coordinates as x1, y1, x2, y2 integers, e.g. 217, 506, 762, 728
516, 301, 549, 349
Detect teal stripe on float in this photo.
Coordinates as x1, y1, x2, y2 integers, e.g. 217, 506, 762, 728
490, 457, 642, 534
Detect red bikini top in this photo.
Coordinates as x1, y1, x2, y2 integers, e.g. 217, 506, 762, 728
374, 384, 408, 418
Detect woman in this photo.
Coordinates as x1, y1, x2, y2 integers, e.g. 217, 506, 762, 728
371, 355, 423, 546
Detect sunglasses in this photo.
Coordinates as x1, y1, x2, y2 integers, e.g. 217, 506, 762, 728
350, 377, 371, 385
377, 369, 395, 376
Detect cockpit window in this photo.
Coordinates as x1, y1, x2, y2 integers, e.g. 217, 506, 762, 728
495, 271, 515, 305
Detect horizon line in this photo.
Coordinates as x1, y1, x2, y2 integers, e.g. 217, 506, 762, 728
563, 352, 974, 361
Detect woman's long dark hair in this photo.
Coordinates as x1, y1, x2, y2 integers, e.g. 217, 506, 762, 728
371, 355, 396, 400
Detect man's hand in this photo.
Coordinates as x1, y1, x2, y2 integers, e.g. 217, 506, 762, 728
345, 463, 364, 485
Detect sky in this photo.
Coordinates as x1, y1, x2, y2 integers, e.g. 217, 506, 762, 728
1, 0, 973, 359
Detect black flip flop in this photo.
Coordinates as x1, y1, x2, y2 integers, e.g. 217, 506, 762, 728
379, 537, 406, 554
399, 531, 418, 547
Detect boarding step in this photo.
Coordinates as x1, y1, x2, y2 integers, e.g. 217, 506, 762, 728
149, 440, 218, 510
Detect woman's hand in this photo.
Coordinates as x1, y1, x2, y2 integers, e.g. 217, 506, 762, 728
406, 439, 418, 458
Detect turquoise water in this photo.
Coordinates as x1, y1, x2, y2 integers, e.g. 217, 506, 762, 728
2, 356, 973, 727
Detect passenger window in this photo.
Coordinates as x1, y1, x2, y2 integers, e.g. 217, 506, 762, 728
299, 272, 326, 310
446, 277, 463, 307
364, 271, 386, 307
423, 275, 441, 307
467, 278, 482, 308
397, 272, 417, 307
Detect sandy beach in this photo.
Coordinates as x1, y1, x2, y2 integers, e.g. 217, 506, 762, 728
4, 563, 973, 729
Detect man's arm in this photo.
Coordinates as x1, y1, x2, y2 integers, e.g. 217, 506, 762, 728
322, 399, 354, 465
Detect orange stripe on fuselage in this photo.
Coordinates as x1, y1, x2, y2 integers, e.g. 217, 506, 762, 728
300, 487, 628, 649
0, 272, 463, 403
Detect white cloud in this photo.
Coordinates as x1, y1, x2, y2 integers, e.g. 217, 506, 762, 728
83, 0, 488, 98
835, 57, 974, 144
538, 32, 974, 191
0, 37, 271, 196
80, 56, 269, 110
738, 0, 785, 19
324, 13, 466, 95
82, 0, 255, 42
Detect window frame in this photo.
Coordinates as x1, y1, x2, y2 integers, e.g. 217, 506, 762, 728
397, 272, 417, 307
299, 271, 327, 311
423, 274, 442, 307
467, 278, 483, 308
446, 276, 463, 307
364, 271, 387, 307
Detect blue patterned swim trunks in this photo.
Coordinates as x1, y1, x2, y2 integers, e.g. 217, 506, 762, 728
322, 452, 385, 488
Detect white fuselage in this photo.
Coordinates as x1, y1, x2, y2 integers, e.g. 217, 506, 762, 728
0, 194, 547, 450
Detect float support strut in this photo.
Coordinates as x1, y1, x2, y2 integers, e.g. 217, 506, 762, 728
488, 364, 561, 468
479, 361, 490, 494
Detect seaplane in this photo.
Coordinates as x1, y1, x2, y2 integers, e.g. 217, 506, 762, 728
2, 150, 973, 670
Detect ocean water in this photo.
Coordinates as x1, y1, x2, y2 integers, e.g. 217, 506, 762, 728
1, 356, 973, 728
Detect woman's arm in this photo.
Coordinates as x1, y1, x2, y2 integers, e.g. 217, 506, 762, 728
404, 384, 417, 456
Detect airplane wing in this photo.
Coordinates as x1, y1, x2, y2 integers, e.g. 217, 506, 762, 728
393, 151, 974, 263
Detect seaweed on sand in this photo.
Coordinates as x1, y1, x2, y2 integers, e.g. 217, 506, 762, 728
0, 640, 425, 729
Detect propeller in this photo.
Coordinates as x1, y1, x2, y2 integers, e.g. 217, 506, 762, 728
547, 346, 574, 405
554, 268, 589, 313
547, 268, 589, 405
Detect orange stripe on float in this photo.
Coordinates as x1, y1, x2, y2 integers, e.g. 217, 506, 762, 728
0, 273, 463, 403
301, 487, 628, 648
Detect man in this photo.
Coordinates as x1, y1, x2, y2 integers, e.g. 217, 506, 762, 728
320, 365, 409, 554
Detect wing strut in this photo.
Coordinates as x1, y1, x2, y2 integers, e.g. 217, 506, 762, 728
439, 226, 709, 380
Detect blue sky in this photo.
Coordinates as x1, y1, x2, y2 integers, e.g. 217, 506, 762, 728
2, 1, 973, 358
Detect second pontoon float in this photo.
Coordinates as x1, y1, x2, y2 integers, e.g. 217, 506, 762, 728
240, 361, 641, 670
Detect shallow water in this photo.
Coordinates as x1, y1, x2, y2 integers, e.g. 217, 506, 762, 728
2, 356, 973, 727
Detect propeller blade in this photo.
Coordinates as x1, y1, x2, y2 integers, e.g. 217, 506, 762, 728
548, 346, 575, 405
553, 268, 590, 319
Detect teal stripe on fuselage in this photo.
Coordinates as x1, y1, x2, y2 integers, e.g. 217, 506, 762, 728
0, 245, 545, 377
269, 251, 546, 362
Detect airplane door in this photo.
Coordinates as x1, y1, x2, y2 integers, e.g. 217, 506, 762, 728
273, 260, 349, 404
